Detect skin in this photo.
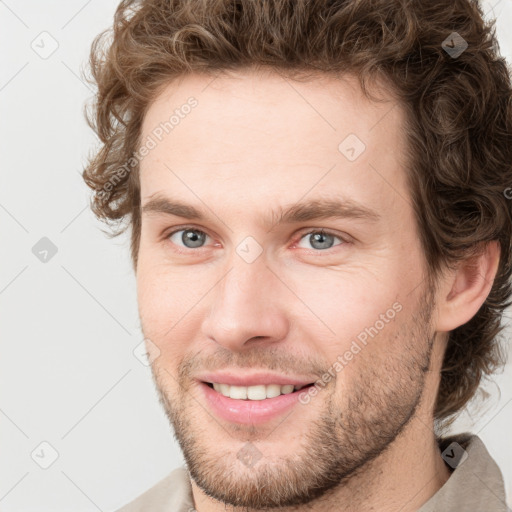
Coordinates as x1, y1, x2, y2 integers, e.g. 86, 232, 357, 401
135, 69, 500, 511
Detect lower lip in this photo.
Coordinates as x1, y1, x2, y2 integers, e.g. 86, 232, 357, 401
199, 381, 311, 425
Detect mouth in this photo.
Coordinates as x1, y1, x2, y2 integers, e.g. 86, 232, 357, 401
199, 380, 316, 424
203, 381, 314, 400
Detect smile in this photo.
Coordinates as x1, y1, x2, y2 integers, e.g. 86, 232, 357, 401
200, 381, 315, 424
205, 382, 312, 400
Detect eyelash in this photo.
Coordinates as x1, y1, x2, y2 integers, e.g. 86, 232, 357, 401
164, 225, 349, 254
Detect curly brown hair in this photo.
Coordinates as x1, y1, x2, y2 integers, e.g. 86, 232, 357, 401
82, 0, 512, 424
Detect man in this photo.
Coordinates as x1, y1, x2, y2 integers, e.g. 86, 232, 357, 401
83, 0, 512, 510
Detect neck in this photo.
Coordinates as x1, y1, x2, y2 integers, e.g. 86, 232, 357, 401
337, 415, 452, 512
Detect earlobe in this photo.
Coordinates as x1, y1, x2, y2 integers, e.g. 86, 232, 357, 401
435, 240, 501, 333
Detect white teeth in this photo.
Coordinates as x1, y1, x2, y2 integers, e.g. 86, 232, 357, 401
266, 384, 282, 398
281, 384, 295, 394
229, 385, 247, 400
247, 385, 266, 400
211, 382, 298, 400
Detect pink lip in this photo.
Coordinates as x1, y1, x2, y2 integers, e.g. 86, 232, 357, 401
199, 381, 312, 424
195, 371, 315, 387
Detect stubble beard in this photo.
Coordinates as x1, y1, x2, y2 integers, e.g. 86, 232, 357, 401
148, 284, 436, 510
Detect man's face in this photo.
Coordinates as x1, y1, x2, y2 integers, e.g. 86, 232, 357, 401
136, 70, 438, 509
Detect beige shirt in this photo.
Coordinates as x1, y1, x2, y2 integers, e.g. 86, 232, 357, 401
115, 434, 508, 511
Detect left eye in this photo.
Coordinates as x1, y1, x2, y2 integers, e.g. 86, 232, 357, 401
296, 229, 345, 251
168, 228, 210, 249
166, 228, 345, 252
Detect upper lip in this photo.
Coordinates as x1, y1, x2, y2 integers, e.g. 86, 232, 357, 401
196, 371, 316, 387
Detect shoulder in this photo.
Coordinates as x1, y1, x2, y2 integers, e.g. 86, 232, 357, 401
113, 466, 194, 512
419, 433, 507, 512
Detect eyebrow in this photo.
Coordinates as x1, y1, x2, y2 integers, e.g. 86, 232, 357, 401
141, 195, 381, 228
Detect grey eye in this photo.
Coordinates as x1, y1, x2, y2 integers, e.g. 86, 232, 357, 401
169, 229, 208, 249
297, 230, 342, 250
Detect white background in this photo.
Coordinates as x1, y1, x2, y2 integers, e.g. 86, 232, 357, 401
1, 1, 511, 510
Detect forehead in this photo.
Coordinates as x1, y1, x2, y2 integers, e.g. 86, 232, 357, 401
139, 70, 411, 223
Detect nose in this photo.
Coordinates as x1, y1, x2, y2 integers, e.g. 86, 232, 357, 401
200, 256, 289, 351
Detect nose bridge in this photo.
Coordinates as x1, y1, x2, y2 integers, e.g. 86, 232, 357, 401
201, 251, 289, 349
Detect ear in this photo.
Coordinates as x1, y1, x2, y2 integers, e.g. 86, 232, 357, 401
434, 241, 501, 333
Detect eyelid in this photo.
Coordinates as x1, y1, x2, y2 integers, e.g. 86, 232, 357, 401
166, 224, 209, 238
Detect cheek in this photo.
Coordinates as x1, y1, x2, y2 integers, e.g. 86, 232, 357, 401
136, 252, 215, 345
137, 270, 193, 371
289, 265, 404, 343
136, 256, 187, 334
